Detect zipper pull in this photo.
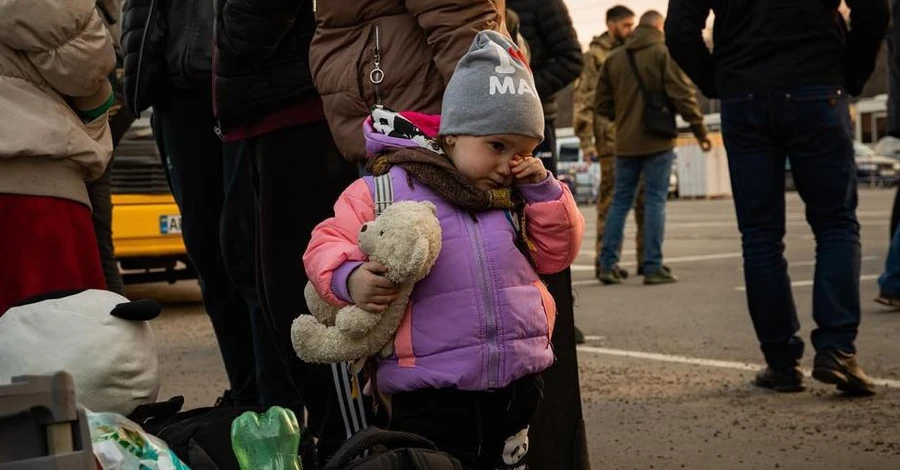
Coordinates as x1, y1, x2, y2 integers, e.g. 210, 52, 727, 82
370, 24, 385, 104
213, 125, 225, 142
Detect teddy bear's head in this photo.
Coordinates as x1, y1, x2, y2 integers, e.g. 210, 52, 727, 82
358, 201, 442, 285
0, 289, 161, 416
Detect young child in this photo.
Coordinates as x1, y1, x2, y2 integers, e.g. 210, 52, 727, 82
304, 31, 584, 470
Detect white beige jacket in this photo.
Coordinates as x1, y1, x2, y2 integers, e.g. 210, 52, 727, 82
0, 0, 116, 207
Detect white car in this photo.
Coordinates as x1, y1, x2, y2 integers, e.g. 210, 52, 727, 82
854, 141, 900, 187
555, 135, 679, 203
785, 141, 900, 190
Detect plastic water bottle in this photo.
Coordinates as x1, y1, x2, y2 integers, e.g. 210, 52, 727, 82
231, 406, 302, 470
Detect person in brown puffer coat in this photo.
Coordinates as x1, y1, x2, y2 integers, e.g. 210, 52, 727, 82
310, 0, 507, 163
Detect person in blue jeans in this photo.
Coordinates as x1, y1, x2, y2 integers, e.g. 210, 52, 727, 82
877, 227, 900, 308
667, 0, 888, 396
594, 11, 710, 286
877, 209, 900, 308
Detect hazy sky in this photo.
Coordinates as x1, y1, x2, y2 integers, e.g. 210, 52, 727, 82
563, 0, 669, 49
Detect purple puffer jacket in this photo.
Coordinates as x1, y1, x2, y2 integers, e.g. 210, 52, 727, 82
305, 119, 585, 394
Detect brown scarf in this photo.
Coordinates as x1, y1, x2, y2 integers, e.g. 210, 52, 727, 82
366, 147, 537, 263
366, 147, 514, 211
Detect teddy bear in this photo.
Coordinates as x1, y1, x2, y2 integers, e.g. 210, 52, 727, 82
291, 201, 442, 365
0, 289, 162, 416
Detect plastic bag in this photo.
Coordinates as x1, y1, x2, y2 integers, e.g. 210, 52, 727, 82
87, 410, 192, 470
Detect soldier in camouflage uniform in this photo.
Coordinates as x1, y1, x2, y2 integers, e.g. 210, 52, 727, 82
573, 6, 643, 278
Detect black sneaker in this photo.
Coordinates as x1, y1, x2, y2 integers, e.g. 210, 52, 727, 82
754, 366, 805, 392
812, 350, 876, 396
574, 326, 586, 344
638, 264, 670, 276
643, 267, 678, 285
597, 268, 623, 285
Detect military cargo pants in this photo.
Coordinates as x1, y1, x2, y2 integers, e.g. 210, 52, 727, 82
596, 157, 644, 268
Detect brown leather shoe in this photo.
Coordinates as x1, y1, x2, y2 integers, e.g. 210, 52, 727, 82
754, 366, 805, 393
812, 350, 876, 396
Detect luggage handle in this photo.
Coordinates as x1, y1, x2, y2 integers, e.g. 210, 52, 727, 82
323, 427, 438, 469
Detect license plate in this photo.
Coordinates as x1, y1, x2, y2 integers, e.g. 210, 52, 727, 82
160, 215, 182, 234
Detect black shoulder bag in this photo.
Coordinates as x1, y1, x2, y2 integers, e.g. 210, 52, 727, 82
625, 50, 678, 139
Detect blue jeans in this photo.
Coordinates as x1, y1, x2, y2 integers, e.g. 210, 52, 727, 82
879, 222, 900, 296
151, 89, 294, 407
599, 150, 674, 273
721, 86, 861, 368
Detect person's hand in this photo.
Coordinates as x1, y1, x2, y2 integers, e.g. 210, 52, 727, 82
510, 155, 547, 185
347, 261, 402, 313
583, 150, 597, 163
699, 137, 713, 152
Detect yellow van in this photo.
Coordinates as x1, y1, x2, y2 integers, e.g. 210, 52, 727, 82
110, 117, 194, 284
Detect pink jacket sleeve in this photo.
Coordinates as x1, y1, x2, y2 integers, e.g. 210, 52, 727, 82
518, 173, 585, 274
303, 178, 375, 306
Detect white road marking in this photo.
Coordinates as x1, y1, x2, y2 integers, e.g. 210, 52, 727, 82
739, 255, 880, 269
581, 219, 888, 230
620, 252, 743, 267
571, 252, 743, 271
735, 274, 880, 291
577, 345, 900, 389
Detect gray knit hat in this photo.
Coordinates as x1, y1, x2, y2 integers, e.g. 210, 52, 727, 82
440, 30, 545, 140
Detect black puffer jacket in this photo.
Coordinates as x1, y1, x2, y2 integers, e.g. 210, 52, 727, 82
121, 0, 214, 114
506, 0, 583, 122
213, 0, 317, 133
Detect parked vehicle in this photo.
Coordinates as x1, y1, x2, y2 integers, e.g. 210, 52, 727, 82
556, 137, 597, 204
854, 142, 900, 187
110, 116, 194, 284
555, 133, 678, 203
785, 141, 900, 190
875, 135, 900, 160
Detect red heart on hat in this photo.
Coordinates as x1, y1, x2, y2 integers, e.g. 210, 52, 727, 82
508, 47, 530, 71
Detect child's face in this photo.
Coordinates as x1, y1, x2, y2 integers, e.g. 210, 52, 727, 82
444, 134, 541, 191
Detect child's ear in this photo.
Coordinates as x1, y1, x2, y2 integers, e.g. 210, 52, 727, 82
443, 135, 456, 147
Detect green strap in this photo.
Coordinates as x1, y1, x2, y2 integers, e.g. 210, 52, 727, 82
78, 92, 115, 121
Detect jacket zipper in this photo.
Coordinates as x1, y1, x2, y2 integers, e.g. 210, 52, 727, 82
132, 0, 158, 111
466, 214, 501, 389
369, 24, 384, 105
211, 0, 224, 141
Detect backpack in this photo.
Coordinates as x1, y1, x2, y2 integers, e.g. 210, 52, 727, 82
323, 427, 462, 470
129, 397, 317, 470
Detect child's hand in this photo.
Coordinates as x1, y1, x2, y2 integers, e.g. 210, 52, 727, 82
510, 155, 547, 185
347, 261, 402, 313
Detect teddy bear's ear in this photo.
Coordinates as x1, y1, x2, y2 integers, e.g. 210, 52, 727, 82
407, 236, 432, 280
420, 201, 437, 214
111, 299, 162, 321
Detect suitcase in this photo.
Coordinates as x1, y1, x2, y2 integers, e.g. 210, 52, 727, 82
0, 372, 94, 470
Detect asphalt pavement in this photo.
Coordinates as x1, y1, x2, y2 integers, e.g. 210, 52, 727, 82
133, 188, 900, 470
